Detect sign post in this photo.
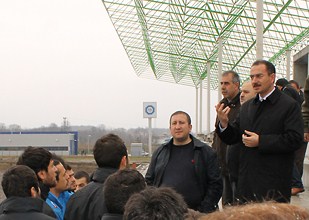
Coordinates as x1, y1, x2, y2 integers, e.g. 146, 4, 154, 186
143, 102, 157, 156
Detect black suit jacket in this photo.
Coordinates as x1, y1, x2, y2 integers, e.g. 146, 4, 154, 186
216, 87, 303, 203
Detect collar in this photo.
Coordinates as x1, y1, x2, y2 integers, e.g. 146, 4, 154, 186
92, 167, 118, 183
221, 92, 241, 108
258, 87, 275, 101
168, 134, 205, 149
1, 197, 45, 213
254, 87, 280, 104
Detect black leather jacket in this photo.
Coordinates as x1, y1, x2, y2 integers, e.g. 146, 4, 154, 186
145, 135, 223, 213
0, 197, 56, 220
101, 213, 123, 220
64, 167, 118, 220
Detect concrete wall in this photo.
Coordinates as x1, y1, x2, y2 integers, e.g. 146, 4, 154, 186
293, 45, 309, 87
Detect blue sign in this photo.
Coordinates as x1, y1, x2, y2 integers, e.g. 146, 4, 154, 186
143, 102, 157, 118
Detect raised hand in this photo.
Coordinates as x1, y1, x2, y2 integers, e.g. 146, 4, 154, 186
215, 103, 230, 128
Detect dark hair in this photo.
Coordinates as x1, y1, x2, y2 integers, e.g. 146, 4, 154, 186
251, 60, 276, 75
289, 80, 300, 89
93, 133, 128, 168
51, 154, 67, 181
51, 154, 66, 167
170, 111, 191, 125
66, 164, 72, 170
2, 165, 39, 198
124, 187, 188, 220
276, 78, 289, 88
104, 168, 146, 214
74, 171, 90, 183
222, 70, 240, 84
16, 147, 52, 180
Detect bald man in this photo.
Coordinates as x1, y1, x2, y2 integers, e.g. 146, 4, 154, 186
240, 81, 256, 105
227, 80, 256, 204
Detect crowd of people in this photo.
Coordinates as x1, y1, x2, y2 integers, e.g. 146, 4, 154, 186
0, 59, 309, 220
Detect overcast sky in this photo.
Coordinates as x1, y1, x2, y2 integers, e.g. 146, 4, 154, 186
0, 0, 218, 132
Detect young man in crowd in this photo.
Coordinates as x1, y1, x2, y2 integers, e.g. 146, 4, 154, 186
0, 165, 56, 220
124, 187, 188, 220
64, 133, 128, 220
65, 165, 76, 193
46, 159, 69, 220
74, 171, 90, 192
102, 168, 146, 220
16, 147, 58, 218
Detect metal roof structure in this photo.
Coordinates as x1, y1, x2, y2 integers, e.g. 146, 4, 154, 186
101, 0, 309, 90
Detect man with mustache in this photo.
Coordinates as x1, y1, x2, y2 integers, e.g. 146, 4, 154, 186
215, 60, 303, 204
212, 70, 241, 206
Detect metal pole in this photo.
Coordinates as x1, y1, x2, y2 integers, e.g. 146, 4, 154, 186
199, 80, 203, 134
286, 49, 291, 80
207, 61, 211, 134
148, 118, 152, 156
87, 135, 91, 155
196, 87, 199, 134
256, 0, 263, 59
218, 37, 223, 103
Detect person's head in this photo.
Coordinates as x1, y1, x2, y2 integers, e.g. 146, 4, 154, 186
124, 187, 188, 220
275, 78, 289, 91
2, 165, 40, 198
199, 202, 309, 220
93, 133, 128, 169
250, 60, 276, 97
289, 80, 301, 92
50, 160, 69, 197
74, 171, 90, 192
17, 146, 57, 187
104, 168, 146, 214
240, 81, 256, 105
65, 165, 76, 191
51, 154, 72, 190
169, 111, 192, 145
220, 70, 240, 101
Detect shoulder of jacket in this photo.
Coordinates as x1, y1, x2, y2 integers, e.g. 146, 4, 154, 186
192, 136, 213, 151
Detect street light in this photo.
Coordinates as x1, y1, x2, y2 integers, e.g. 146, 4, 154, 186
87, 135, 91, 155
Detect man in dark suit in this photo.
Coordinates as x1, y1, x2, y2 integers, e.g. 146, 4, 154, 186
215, 60, 303, 203
276, 78, 305, 196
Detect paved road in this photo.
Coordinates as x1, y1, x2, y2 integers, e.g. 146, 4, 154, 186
291, 187, 309, 210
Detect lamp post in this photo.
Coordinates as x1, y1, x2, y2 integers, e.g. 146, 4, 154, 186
87, 135, 91, 155
63, 117, 67, 131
